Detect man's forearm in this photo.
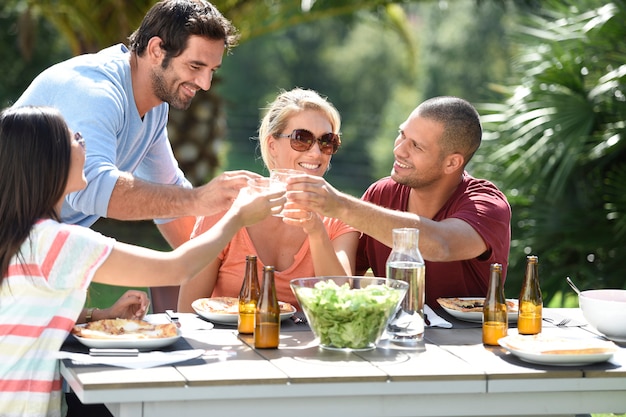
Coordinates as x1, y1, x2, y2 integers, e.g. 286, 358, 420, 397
106, 174, 196, 220
336, 193, 488, 263
335, 193, 421, 248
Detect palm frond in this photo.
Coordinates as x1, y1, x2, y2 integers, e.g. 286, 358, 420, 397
481, 0, 626, 300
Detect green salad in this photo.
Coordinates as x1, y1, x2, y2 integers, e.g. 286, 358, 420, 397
295, 280, 403, 349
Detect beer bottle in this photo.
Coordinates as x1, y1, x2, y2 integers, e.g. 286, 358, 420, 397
254, 266, 280, 348
483, 263, 508, 346
517, 255, 543, 335
238, 255, 260, 334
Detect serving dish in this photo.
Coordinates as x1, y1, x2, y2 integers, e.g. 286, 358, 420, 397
290, 276, 408, 351
192, 298, 296, 325
498, 334, 618, 366
73, 328, 181, 350
437, 297, 519, 323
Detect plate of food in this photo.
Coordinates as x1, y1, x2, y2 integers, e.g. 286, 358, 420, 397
71, 318, 180, 349
498, 334, 618, 366
192, 297, 297, 325
437, 297, 519, 323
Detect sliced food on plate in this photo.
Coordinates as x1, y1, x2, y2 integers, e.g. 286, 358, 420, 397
71, 318, 181, 349
437, 297, 519, 323
192, 297, 296, 324
437, 297, 518, 313
193, 296, 239, 315
500, 334, 617, 355
72, 318, 178, 339
499, 334, 618, 366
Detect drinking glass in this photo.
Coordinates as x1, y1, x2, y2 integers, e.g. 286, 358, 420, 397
269, 169, 302, 217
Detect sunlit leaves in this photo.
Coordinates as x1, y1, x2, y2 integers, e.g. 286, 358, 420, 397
480, 0, 626, 298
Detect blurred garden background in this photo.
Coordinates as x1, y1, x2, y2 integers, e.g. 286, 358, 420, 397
1, 0, 625, 314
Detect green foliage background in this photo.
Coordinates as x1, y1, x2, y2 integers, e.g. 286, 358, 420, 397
2, 0, 625, 312
476, 0, 626, 303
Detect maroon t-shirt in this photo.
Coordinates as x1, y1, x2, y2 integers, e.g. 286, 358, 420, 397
356, 174, 511, 307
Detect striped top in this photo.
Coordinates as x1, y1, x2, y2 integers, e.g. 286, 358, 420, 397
0, 219, 114, 417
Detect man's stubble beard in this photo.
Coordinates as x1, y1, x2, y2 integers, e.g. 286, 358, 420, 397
391, 169, 441, 190
150, 66, 193, 111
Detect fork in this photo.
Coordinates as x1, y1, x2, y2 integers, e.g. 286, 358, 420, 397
545, 317, 571, 327
290, 315, 307, 324
554, 317, 571, 327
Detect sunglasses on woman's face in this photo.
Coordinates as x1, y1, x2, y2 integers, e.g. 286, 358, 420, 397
274, 129, 341, 155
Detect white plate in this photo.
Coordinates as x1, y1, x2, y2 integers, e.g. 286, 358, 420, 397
73, 330, 181, 350
438, 297, 518, 323
499, 334, 618, 366
192, 298, 296, 326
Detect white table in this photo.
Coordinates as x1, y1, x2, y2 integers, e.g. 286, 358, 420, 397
60, 308, 626, 417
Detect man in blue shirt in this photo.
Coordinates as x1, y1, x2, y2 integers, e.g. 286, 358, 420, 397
13, 0, 259, 311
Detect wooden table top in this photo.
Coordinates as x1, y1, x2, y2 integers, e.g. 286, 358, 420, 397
60, 308, 626, 417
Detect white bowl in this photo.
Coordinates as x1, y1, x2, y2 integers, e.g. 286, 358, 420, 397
578, 289, 626, 343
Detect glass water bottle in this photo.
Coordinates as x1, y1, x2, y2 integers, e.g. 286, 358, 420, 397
385, 228, 425, 346
518, 255, 542, 335
254, 266, 280, 349
483, 263, 508, 346
238, 255, 260, 334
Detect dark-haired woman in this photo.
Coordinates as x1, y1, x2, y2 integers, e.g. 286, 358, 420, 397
0, 106, 283, 417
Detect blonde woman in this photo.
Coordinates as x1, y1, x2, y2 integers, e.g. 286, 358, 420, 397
178, 88, 359, 310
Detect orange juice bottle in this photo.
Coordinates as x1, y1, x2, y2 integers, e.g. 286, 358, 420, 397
518, 255, 542, 335
238, 255, 260, 335
483, 263, 508, 346
254, 266, 280, 348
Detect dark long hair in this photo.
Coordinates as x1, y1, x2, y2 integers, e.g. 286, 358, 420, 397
128, 0, 239, 67
0, 106, 72, 279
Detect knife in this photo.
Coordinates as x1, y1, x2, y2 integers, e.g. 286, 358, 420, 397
90, 348, 139, 357
166, 310, 181, 328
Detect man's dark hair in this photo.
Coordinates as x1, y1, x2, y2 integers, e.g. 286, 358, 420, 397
128, 0, 239, 66
417, 96, 482, 164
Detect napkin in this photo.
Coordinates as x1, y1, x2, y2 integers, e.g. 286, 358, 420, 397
55, 349, 205, 369
177, 314, 215, 330
542, 312, 586, 328
425, 304, 452, 328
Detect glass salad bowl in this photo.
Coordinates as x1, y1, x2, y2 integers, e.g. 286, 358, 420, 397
290, 276, 408, 351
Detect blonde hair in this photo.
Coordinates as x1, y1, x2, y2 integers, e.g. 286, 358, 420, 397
258, 88, 341, 170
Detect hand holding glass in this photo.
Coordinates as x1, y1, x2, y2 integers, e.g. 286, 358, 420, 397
246, 177, 286, 217
269, 169, 305, 218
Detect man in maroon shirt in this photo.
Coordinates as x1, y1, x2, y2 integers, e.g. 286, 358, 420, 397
288, 96, 511, 307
